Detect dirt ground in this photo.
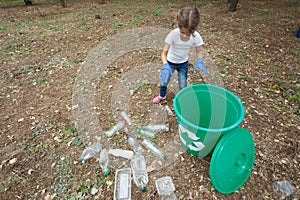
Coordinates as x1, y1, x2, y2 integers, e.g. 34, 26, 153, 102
0, 0, 299, 199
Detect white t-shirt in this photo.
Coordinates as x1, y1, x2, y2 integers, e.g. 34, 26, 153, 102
165, 28, 204, 64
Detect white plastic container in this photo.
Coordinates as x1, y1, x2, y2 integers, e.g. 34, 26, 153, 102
114, 168, 131, 200
273, 180, 294, 197
155, 176, 177, 200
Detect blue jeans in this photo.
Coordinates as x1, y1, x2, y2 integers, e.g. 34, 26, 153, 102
160, 60, 188, 97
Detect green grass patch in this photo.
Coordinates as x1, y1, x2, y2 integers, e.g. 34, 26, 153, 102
131, 15, 146, 23
72, 58, 85, 64
291, 48, 299, 57
0, 26, 7, 30
153, 7, 169, 15
80, 21, 93, 30
216, 54, 231, 61
112, 21, 124, 31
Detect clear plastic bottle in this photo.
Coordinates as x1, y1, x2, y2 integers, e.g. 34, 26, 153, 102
121, 111, 132, 125
78, 142, 102, 163
106, 121, 125, 137
141, 124, 169, 132
99, 148, 110, 175
156, 176, 177, 200
142, 139, 166, 159
130, 154, 148, 192
127, 134, 143, 154
165, 105, 173, 116
136, 128, 156, 138
273, 180, 294, 197
114, 168, 131, 200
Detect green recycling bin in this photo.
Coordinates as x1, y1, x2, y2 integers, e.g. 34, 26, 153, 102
173, 84, 255, 194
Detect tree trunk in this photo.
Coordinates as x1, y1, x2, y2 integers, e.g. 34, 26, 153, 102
24, 0, 33, 5
59, 0, 66, 8
228, 0, 239, 12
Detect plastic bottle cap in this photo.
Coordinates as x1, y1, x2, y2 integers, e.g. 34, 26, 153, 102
78, 158, 83, 163
127, 134, 131, 138
140, 186, 146, 192
104, 170, 110, 176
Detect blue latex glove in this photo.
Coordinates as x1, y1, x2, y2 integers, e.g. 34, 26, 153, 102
191, 58, 207, 75
159, 63, 173, 85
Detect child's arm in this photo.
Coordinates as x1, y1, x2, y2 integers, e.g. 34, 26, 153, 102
192, 46, 207, 74
195, 46, 203, 59
161, 44, 170, 64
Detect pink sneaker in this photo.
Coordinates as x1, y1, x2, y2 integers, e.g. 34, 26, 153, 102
153, 95, 166, 103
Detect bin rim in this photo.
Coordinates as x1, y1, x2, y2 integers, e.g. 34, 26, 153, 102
173, 84, 245, 133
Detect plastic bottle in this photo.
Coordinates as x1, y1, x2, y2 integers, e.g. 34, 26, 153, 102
78, 142, 102, 163
108, 149, 134, 159
156, 176, 177, 200
165, 105, 173, 116
273, 180, 294, 197
99, 149, 110, 175
106, 121, 125, 137
130, 154, 148, 192
142, 139, 166, 159
137, 129, 156, 138
114, 168, 131, 200
121, 111, 132, 125
127, 134, 143, 154
142, 124, 169, 132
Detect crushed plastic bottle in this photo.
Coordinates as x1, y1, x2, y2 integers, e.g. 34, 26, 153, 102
109, 148, 134, 160
136, 128, 156, 138
121, 111, 132, 125
114, 168, 131, 200
156, 176, 177, 200
78, 142, 102, 163
273, 180, 294, 198
141, 124, 169, 132
99, 148, 110, 175
106, 121, 125, 137
142, 139, 166, 159
130, 154, 148, 192
165, 105, 173, 116
127, 134, 143, 154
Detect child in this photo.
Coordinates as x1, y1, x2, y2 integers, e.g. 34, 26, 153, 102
153, 6, 207, 103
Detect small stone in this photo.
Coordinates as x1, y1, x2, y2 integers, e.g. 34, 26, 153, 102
9, 158, 17, 165
91, 187, 98, 195
280, 159, 287, 164
28, 169, 34, 175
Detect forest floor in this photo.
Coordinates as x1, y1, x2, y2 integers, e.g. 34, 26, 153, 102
0, 0, 299, 199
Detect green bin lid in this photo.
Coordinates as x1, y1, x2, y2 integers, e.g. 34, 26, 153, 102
210, 128, 255, 194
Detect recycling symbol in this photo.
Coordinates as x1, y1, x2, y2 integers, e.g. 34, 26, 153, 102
179, 124, 205, 152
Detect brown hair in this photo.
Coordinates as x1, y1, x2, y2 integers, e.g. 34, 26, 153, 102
177, 7, 200, 35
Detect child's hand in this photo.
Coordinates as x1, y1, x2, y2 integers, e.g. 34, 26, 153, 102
191, 58, 207, 75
